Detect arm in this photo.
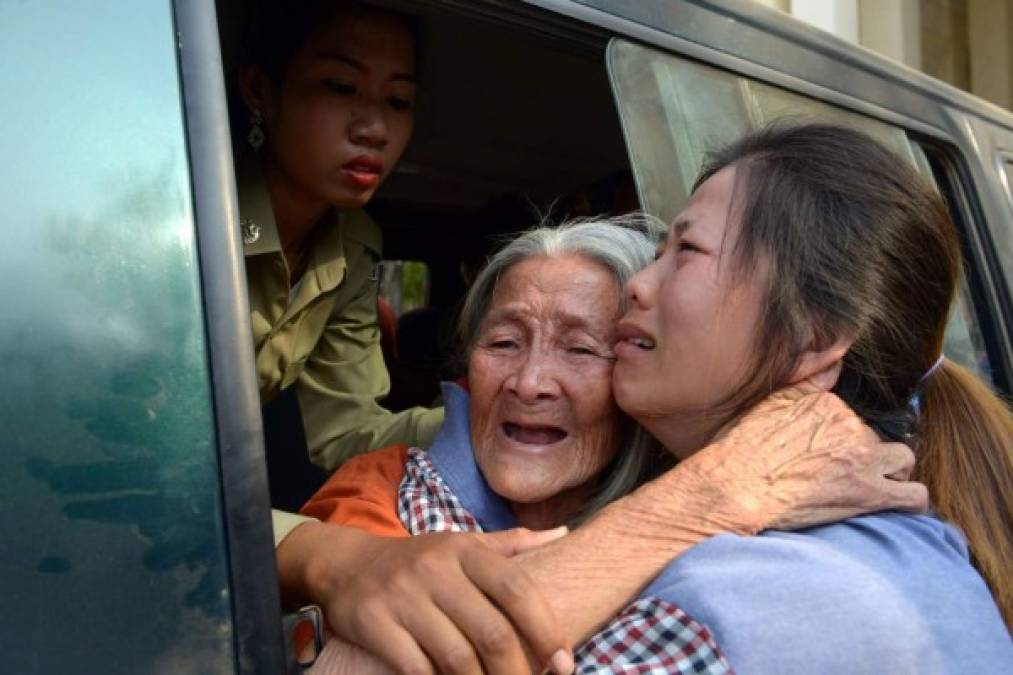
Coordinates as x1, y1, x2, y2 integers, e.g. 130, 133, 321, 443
285, 446, 574, 675
296, 225, 444, 472
518, 388, 927, 644
288, 387, 926, 667
278, 521, 574, 675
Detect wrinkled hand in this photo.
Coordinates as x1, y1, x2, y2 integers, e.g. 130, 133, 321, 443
676, 378, 928, 535
295, 524, 574, 675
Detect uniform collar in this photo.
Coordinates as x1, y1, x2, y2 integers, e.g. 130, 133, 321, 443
237, 154, 283, 257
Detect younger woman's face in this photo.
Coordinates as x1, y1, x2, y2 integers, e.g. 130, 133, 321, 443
612, 166, 769, 458
250, 8, 416, 209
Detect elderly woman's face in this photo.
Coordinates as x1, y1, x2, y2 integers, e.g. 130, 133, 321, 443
469, 254, 622, 510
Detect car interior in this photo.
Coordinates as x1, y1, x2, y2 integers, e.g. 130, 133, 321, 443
215, 0, 1005, 512
216, 0, 636, 504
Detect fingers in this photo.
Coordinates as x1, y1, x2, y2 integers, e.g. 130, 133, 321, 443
479, 526, 569, 556
399, 597, 491, 675
310, 634, 424, 675
878, 442, 916, 481
459, 546, 573, 674
880, 480, 929, 514
797, 359, 844, 395
342, 603, 436, 675
317, 532, 572, 675
427, 570, 531, 674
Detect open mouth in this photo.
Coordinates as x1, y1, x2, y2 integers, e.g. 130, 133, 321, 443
503, 422, 568, 445
616, 322, 656, 352
624, 337, 655, 350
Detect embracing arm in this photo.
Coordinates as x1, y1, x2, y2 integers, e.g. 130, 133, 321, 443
292, 387, 927, 672
519, 388, 928, 644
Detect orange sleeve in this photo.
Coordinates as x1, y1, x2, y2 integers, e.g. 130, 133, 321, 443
300, 444, 410, 538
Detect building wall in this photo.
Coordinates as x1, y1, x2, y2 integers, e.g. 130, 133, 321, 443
749, 0, 1012, 112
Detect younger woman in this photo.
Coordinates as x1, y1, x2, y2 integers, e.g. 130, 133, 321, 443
234, 1, 442, 532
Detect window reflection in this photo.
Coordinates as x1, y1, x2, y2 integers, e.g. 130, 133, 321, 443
0, 1, 234, 672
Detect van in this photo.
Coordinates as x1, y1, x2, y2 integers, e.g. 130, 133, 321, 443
2, 0, 1010, 672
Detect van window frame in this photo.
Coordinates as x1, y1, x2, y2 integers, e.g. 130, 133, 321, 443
997, 151, 1013, 209
174, 0, 287, 672
914, 138, 1013, 393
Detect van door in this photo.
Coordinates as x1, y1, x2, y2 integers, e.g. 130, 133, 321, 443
0, 0, 281, 672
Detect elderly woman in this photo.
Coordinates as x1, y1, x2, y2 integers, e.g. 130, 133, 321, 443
300, 211, 931, 673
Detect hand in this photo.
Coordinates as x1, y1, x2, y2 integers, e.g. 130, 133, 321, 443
307, 636, 395, 675
674, 379, 928, 535
283, 522, 575, 675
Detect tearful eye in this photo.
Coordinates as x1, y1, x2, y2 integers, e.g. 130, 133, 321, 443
488, 339, 518, 350
567, 346, 596, 356
678, 240, 703, 254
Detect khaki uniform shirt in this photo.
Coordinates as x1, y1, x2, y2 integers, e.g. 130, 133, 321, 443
239, 166, 444, 543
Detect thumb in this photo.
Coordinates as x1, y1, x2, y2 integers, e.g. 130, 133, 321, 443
805, 358, 843, 393
479, 526, 569, 556
775, 359, 843, 401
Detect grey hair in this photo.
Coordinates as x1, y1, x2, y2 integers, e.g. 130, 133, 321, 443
458, 213, 667, 523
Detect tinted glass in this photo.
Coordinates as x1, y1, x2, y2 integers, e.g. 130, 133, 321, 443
608, 38, 995, 385
379, 260, 430, 317
607, 39, 916, 223
1002, 160, 1013, 207
0, 1, 234, 672
909, 144, 994, 382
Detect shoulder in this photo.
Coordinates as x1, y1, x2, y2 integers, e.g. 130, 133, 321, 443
339, 208, 383, 258
645, 513, 1010, 673
300, 444, 410, 537
339, 444, 410, 482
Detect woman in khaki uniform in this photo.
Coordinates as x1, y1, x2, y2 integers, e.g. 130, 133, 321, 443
236, 1, 442, 542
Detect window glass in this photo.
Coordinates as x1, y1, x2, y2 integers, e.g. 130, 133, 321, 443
607, 39, 916, 223
1001, 160, 1013, 207
0, 1, 234, 672
943, 281, 993, 382
379, 260, 431, 317
607, 38, 993, 384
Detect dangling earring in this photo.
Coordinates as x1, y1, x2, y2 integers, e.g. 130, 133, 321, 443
248, 109, 265, 151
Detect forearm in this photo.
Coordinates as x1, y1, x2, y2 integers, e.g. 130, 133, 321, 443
516, 387, 927, 647
277, 520, 373, 608
517, 459, 736, 644
300, 378, 444, 471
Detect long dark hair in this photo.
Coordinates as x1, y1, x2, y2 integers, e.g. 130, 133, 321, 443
697, 123, 1012, 628
239, 0, 422, 84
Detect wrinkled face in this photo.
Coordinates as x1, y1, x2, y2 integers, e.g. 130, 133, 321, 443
261, 9, 416, 208
613, 166, 769, 458
469, 255, 622, 508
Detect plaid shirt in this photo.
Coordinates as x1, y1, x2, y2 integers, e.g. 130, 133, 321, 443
398, 447, 733, 674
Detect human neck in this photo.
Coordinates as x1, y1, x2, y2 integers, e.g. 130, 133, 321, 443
641, 410, 729, 461
262, 157, 330, 262
510, 485, 591, 530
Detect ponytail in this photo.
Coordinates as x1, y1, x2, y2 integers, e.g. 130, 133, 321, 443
915, 359, 1013, 629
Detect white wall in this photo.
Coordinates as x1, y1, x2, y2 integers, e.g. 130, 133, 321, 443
790, 0, 859, 43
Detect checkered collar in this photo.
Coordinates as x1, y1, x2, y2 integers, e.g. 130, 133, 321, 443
427, 382, 518, 531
